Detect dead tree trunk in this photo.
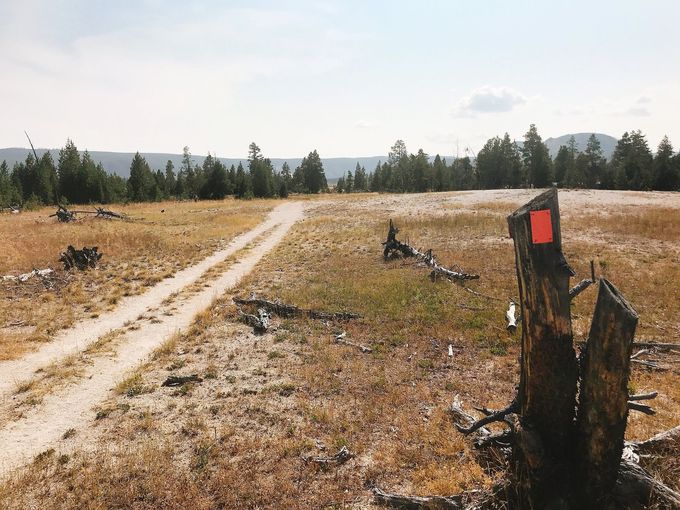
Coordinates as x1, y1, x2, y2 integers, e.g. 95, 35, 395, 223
575, 279, 638, 507
507, 188, 578, 508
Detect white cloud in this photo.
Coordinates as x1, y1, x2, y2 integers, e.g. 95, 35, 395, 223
452, 86, 527, 118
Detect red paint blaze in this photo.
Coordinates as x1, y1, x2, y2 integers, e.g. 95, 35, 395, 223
530, 209, 553, 244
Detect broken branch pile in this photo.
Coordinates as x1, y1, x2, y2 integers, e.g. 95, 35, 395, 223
382, 219, 479, 281
59, 246, 102, 270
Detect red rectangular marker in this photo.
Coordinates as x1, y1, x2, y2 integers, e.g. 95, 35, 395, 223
530, 209, 553, 244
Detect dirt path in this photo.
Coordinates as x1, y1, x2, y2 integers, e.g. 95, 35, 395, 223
0, 203, 302, 399
0, 202, 304, 476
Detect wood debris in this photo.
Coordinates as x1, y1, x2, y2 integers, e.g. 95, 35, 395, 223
303, 445, 353, 465
334, 331, 372, 353
233, 296, 360, 321
238, 308, 271, 333
382, 219, 479, 281
161, 374, 203, 387
59, 246, 102, 270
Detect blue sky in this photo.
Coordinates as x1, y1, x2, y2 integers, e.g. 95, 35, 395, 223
1, 0, 678, 157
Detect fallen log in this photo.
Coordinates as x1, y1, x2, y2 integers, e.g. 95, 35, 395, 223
59, 246, 102, 270
382, 220, 479, 281
233, 296, 360, 321
629, 425, 680, 454
615, 459, 680, 509
94, 207, 124, 219
371, 487, 465, 510
303, 446, 353, 465
162, 374, 203, 387
628, 402, 656, 415
334, 331, 372, 353
238, 308, 270, 333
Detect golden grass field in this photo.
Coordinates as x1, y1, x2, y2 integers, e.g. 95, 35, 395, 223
0, 199, 274, 360
0, 189, 678, 509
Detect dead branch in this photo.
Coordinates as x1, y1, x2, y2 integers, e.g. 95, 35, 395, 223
474, 430, 514, 449
629, 425, 680, 454
334, 331, 372, 353
630, 358, 668, 371
94, 207, 124, 219
161, 374, 203, 387
456, 398, 518, 435
449, 397, 491, 437
569, 260, 596, 300
628, 391, 658, 401
1, 268, 53, 282
628, 402, 656, 415
238, 308, 270, 333
383, 220, 479, 281
233, 296, 360, 321
632, 341, 680, 350
303, 446, 353, 465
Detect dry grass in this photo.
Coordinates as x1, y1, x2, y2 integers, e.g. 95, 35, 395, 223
0, 198, 274, 360
0, 190, 678, 508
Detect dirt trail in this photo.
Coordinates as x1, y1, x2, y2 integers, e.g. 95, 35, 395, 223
0, 203, 300, 399
0, 202, 304, 476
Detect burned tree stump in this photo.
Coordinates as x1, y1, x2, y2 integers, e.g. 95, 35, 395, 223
59, 246, 103, 270
576, 279, 638, 507
507, 188, 578, 508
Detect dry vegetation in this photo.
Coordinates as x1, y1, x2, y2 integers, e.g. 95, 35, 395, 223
0, 199, 273, 360
0, 189, 678, 509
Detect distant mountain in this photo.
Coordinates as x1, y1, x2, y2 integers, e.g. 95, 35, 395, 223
544, 133, 618, 160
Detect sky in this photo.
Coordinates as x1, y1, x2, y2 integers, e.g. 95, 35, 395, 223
1, 0, 679, 158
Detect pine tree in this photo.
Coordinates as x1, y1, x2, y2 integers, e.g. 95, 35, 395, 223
522, 124, 552, 188
164, 160, 176, 196
345, 171, 354, 192
652, 136, 677, 190
58, 139, 81, 204
299, 150, 327, 193
584, 134, 605, 188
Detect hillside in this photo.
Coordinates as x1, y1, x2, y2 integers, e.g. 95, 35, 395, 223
544, 133, 618, 159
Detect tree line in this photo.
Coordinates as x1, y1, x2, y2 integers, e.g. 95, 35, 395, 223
2, 126, 678, 208
336, 125, 680, 193
0, 141, 328, 208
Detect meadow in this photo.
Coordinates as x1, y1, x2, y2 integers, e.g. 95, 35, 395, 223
0, 189, 678, 509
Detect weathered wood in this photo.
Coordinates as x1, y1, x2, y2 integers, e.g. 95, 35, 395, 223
334, 331, 372, 353
456, 398, 518, 436
507, 188, 578, 508
569, 260, 596, 300
372, 487, 464, 510
238, 308, 270, 333
382, 220, 479, 281
50, 205, 76, 223
627, 402, 655, 415
233, 296, 360, 321
506, 300, 518, 332
161, 374, 203, 387
303, 446, 353, 465
615, 460, 680, 509
59, 245, 102, 270
1, 268, 54, 282
629, 425, 680, 454
575, 279, 638, 507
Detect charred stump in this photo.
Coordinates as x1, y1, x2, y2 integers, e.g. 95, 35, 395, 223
59, 246, 102, 270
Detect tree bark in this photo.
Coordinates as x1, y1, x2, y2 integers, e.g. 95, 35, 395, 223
576, 279, 639, 508
507, 188, 578, 508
